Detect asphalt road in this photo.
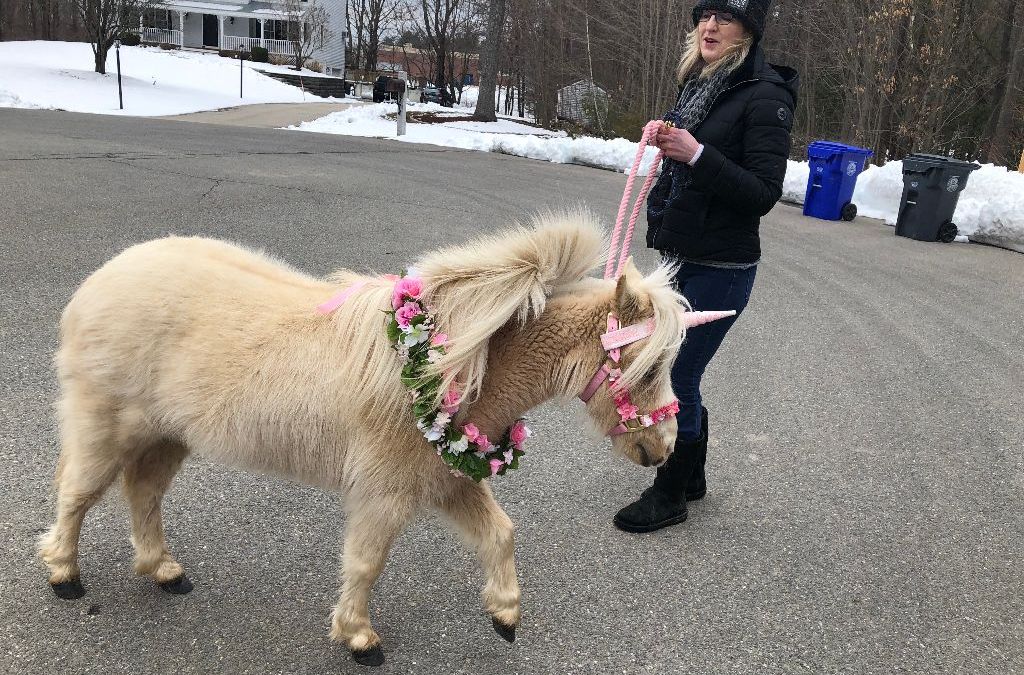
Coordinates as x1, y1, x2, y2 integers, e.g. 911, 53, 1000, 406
1, 108, 1022, 675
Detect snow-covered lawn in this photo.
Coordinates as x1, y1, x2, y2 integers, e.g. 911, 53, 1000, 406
0, 41, 328, 116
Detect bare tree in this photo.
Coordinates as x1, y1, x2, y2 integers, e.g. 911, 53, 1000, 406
473, 0, 506, 121
74, 0, 151, 74
282, 0, 332, 71
362, 0, 402, 71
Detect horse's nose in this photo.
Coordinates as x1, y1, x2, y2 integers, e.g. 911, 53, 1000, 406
638, 441, 658, 467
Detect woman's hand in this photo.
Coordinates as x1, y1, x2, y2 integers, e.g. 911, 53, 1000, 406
652, 122, 702, 164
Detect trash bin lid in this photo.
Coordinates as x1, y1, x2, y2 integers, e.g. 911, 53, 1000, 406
808, 141, 874, 160
905, 153, 980, 170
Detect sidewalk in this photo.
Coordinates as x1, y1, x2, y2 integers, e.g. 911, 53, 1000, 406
160, 101, 360, 128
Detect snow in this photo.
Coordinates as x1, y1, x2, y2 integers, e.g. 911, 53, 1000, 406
784, 159, 1024, 249
0, 41, 326, 116
291, 101, 661, 173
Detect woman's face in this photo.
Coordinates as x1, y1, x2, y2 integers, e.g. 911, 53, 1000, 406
697, 10, 748, 64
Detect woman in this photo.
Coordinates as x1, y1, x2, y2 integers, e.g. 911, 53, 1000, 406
614, 0, 798, 533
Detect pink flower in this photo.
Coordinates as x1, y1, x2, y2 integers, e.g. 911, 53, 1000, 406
430, 332, 448, 347
463, 423, 480, 443
616, 400, 639, 420
510, 420, 530, 448
395, 301, 422, 328
442, 388, 462, 415
489, 458, 504, 476
475, 435, 491, 452
391, 276, 423, 309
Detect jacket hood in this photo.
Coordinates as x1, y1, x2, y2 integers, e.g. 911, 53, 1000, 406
732, 44, 799, 106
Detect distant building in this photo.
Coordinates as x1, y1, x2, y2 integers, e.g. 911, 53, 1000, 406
369, 44, 479, 87
557, 79, 608, 126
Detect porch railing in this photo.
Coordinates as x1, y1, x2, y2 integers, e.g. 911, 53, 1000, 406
138, 27, 182, 46
222, 35, 295, 56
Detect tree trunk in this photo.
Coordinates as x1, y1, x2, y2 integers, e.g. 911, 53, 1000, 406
990, 0, 1024, 166
473, 0, 506, 122
94, 43, 106, 74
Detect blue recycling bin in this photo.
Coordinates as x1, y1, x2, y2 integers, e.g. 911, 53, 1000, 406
803, 141, 875, 221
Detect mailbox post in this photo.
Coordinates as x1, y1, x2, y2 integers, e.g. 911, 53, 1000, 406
396, 70, 408, 136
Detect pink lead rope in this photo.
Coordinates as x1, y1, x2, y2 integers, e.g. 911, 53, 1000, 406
604, 120, 665, 281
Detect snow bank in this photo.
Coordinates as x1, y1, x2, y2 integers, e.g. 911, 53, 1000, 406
291, 101, 662, 174
0, 40, 325, 116
783, 159, 1024, 247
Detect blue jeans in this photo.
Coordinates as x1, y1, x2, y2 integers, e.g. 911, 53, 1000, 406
670, 262, 757, 441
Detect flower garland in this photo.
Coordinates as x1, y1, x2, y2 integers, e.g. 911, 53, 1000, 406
386, 273, 530, 482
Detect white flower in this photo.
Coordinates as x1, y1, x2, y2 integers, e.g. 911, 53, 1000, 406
416, 418, 428, 432
427, 348, 443, 364
403, 324, 429, 345
424, 427, 443, 442
641, 415, 653, 427
433, 411, 451, 429
503, 448, 514, 464
448, 436, 469, 455
396, 344, 410, 362
473, 450, 486, 459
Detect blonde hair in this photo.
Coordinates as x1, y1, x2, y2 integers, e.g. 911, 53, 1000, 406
676, 26, 753, 83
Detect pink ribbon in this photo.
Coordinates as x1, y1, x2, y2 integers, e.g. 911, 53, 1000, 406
316, 274, 400, 314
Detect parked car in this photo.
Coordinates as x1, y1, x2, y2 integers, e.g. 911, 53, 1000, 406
420, 84, 443, 104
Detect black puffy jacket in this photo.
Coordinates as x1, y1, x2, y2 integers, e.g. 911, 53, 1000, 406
646, 46, 799, 264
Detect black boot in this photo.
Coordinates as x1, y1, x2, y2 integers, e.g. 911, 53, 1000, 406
613, 409, 708, 533
685, 406, 709, 501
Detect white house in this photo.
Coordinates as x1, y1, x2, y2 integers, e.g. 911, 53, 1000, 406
139, 0, 346, 76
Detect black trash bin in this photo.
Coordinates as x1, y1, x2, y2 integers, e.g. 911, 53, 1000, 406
895, 153, 980, 243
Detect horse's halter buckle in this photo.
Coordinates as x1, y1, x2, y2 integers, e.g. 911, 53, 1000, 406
579, 313, 680, 437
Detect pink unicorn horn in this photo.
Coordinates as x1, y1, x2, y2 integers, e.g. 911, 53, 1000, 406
680, 309, 737, 328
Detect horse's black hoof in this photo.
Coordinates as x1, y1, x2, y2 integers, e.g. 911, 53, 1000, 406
51, 578, 85, 600
158, 575, 193, 595
351, 645, 385, 667
492, 617, 516, 643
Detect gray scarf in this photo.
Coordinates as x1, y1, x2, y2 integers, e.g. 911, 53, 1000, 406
648, 68, 731, 218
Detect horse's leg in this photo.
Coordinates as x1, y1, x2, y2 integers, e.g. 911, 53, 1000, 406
122, 439, 191, 593
38, 391, 129, 599
434, 480, 520, 641
329, 495, 414, 667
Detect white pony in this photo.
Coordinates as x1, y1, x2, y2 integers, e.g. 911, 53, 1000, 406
38, 211, 688, 666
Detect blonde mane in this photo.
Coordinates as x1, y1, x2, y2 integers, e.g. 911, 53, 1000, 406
415, 210, 606, 405
328, 210, 605, 426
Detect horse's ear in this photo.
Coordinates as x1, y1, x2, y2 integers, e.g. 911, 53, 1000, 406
614, 258, 651, 322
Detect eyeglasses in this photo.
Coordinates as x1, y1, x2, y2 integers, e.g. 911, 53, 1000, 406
698, 10, 736, 25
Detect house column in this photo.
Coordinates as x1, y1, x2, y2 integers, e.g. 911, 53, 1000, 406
218, 15, 225, 49
177, 11, 185, 47
258, 18, 266, 49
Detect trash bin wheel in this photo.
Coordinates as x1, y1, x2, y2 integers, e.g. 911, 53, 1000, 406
938, 221, 958, 243
840, 202, 858, 221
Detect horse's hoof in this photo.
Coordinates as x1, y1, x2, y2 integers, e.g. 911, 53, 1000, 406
158, 575, 193, 595
351, 645, 385, 667
492, 617, 516, 643
50, 578, 85, 600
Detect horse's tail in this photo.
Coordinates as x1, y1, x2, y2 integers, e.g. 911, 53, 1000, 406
416, 208, 605, 404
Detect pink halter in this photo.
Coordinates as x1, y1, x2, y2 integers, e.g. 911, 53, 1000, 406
578, 309, 738, 436
579, 313, 679, 436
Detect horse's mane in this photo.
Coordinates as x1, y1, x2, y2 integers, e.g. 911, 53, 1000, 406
415, 209, 606, 405
327, 210, 605, 425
